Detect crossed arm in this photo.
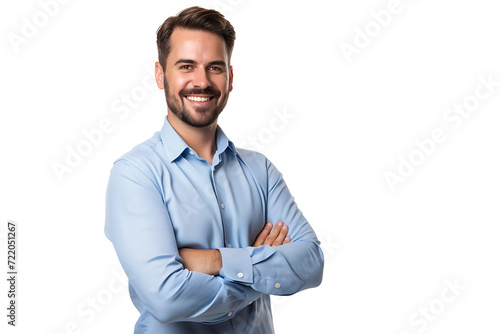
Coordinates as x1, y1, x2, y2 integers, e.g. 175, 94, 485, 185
106, 158, 323, 323
179, 221, 291, 275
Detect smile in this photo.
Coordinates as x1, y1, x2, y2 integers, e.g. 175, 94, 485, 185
185, 96, 214, 102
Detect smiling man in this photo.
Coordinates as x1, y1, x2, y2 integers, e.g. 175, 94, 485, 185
105, 6, 324, 334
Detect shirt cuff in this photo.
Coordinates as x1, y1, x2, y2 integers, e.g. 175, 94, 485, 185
218, 247, 253, 284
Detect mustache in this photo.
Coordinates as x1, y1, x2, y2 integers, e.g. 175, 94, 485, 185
179, 87, 220, 97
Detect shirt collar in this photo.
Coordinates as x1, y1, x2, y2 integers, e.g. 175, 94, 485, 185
215, 125, 236, 156
160, 116, 236, 163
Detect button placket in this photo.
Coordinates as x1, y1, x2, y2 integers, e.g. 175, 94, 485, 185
211, 164, 228, 247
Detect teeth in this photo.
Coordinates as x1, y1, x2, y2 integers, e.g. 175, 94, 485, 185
186, 96, 211, 102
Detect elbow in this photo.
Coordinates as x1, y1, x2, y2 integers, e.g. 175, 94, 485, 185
312, 243, 325, 288
309, 257, 324, 289
146, 298, 181, 324
142, 272, 190, 324
299, 242, 324, 290
313, 243, 325, 286
148, 298, 189, 324
142, 270, 218, 324
149, 306, 174, 324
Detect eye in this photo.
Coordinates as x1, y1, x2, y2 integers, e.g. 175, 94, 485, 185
180, 65, 192, 70
208, 66, 222, 71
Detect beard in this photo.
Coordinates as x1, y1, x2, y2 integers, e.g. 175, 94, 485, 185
163, 77, 229, 128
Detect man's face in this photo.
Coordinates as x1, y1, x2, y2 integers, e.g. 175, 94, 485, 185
157, 28, 233, 128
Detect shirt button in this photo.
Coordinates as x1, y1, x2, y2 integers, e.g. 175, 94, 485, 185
228, 312, 232, 317
220, 203, 225, 209
189, 151, 195, 155
275, 283, 281, 289
237, 272, 244, 278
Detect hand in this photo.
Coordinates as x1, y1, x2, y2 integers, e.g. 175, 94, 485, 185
253, 221, 291, 247
178, 248, 222, 276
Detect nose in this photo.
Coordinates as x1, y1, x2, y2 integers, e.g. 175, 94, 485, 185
191, 68, 211, 89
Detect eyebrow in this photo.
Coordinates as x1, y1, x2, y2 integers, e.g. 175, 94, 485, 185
174, 59, 228, 68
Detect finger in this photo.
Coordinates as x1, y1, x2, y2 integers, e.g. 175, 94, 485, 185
272, 224, 289, 246
253, 222, 273, 247
283, 236, 291, 245
264, 221, 284, 246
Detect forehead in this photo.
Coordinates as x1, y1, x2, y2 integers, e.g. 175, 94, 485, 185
167, 28, 228, 65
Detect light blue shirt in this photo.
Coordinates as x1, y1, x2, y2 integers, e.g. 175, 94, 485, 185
105, 117, 324, 333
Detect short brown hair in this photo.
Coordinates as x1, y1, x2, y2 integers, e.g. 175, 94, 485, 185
156, 6, 236, 70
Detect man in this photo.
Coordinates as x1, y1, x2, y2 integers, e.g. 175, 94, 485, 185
105, 6, 323, 333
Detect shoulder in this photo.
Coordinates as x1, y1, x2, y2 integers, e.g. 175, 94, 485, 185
235, 147, 282, 174
110, 131, 166, 180
234, 147, 269, 171
234, 147, 268, 165
234, 147, 283, 190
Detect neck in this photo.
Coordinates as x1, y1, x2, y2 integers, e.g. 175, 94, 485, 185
167, 112, 218, 165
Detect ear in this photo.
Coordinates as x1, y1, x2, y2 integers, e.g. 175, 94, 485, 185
155, 62, 165, 90
229, 65, 233, 92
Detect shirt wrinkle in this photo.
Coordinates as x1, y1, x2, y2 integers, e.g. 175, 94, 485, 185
105, 116, 323, 334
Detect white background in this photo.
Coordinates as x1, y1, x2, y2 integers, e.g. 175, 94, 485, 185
1, 0, 499, 333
